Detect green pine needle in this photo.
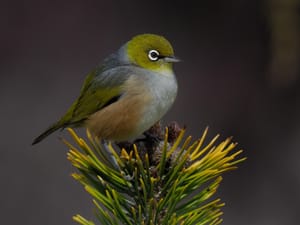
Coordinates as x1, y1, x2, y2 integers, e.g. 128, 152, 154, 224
64, 126, 246, 225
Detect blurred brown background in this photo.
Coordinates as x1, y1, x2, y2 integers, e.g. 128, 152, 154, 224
1, 0, 300, 224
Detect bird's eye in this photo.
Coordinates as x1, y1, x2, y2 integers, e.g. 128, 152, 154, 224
148, 50, 160, 61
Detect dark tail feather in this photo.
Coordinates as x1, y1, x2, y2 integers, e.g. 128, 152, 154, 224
32, 123, 63, 145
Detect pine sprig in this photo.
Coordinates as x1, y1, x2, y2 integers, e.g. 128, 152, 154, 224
64, 124, 246, 225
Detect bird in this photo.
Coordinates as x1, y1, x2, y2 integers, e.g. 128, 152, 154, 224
32, 33, 179, 145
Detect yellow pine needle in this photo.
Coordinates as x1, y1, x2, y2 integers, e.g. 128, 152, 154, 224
86, 129, 95, 143
65, 127, 246, 225
211, 150, 244, 170
133, 144, 142, 162
72, 173, 84, 181
61, 137, 79, 152
73, 214, 95, 225
180, 135, 192, 153
189, 127, 209, 158
120, 148, 130, 159
207, 148, 244, 171
167, 128, 185, 158
190, 134, 220, 160
67, 128, 84, 147
191, 141, 239, 172
222, 155, 247, 168
178, 198, 223, 221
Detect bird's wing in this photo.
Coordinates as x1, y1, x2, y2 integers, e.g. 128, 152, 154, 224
60, 65, 131, 126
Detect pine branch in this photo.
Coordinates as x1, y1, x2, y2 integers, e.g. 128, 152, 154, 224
64, 122, 246, 225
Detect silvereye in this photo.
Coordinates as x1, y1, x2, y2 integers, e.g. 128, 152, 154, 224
32, 34, 179, 145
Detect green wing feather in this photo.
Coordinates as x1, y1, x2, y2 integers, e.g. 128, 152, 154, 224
32, 60, 130, 145
62, 69, 122, 124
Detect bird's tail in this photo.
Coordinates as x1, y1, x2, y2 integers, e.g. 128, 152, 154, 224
32, 122, 64, 145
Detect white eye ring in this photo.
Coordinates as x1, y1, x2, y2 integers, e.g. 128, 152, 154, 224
148, 49, 160, 61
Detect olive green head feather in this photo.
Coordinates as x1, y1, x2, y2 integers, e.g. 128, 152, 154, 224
126, 34, 179, 72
